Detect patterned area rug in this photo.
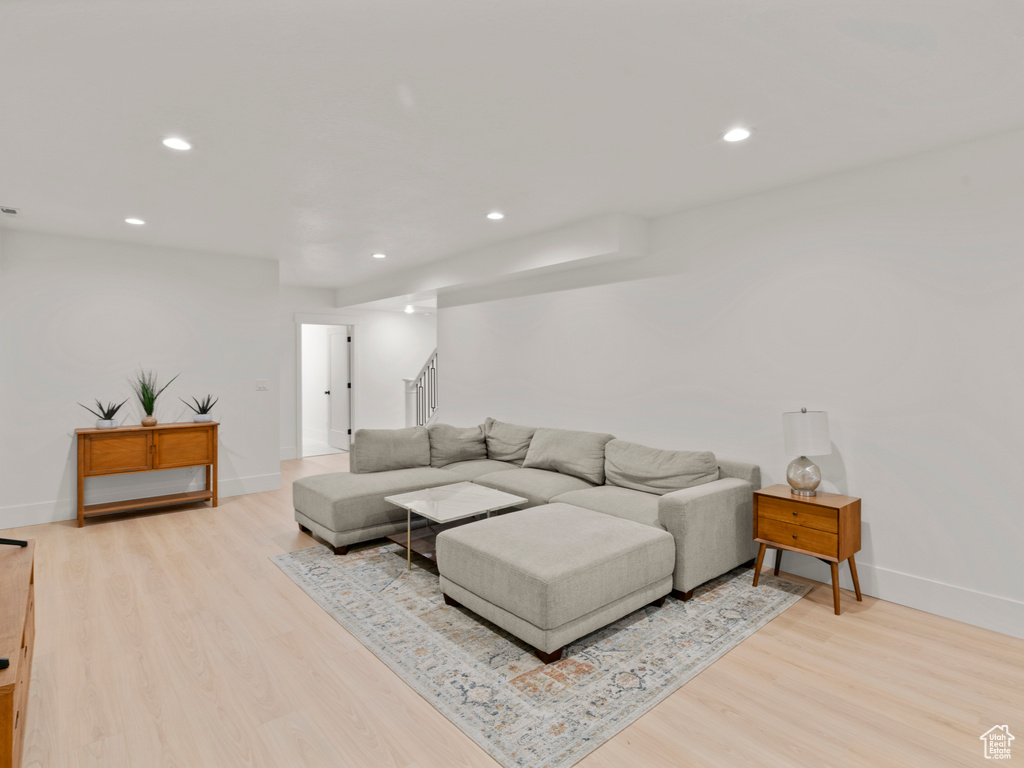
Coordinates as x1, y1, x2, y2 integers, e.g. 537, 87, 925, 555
272, 544, 809, 768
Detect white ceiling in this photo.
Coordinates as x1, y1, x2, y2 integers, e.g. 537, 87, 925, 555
3, 0, 1024, 297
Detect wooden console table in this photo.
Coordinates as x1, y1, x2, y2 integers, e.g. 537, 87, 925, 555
75, 422, 218, 527
1, 540, 34, 768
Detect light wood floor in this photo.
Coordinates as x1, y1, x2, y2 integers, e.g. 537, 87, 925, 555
5, 454, 1021, 767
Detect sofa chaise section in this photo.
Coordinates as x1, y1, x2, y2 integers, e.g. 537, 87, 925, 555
293, 465, 463, 554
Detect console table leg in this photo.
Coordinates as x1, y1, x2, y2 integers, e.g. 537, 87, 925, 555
848, 554, 863, 601
830, 562, 841, 615
77, 434, 85, 527
211, 424, 219, 507
752, 543, 767, 586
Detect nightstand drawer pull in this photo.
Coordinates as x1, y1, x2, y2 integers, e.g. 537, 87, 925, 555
792, 534, 797, 538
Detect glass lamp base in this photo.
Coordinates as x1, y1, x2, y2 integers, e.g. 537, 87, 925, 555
787, 455, 821, 497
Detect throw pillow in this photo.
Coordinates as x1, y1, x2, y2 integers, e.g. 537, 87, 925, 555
604, 439, 719, 494
483, 417, 536, 465
350, 427, 430, 474
522, 428, 615, 485
428, 423, 487, 467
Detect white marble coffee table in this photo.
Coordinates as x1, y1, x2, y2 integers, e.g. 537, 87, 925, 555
384, 482, 527, 570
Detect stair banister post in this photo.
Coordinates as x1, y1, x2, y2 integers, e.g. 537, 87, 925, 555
403, 378, 417, 427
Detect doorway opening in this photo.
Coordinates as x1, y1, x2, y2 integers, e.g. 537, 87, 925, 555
299, 323, 352, 457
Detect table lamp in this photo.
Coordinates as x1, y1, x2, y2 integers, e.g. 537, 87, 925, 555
783, 408, 831, 496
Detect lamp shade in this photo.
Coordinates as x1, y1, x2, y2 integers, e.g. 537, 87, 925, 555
783, 410, 831, 456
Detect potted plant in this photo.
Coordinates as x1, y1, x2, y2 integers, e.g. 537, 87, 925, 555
181, 394, 219, 423
130, 369, 179, 426
78, 398, 128, 429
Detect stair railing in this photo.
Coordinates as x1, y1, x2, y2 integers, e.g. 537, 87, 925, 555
404, 349, 437, 427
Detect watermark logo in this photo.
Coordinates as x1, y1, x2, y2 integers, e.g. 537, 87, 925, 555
980, 725, 1014, 760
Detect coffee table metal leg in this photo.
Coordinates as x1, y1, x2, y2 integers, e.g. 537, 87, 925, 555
407, 508, 412, 570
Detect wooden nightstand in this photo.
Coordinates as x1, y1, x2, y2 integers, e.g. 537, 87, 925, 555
752, 484, 862, 615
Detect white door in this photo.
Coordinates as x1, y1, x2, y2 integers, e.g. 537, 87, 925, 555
328, 331, 351, 450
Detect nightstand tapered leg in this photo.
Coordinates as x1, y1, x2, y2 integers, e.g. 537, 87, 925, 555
752, 543, 767, 587
774, 549, 782, 576
848, 554, 863, 601
830, 562, 841, 615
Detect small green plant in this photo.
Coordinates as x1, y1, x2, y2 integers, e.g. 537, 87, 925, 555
78, 398, 129, 421
181, 394, 219, 415
130, 369, 179, 416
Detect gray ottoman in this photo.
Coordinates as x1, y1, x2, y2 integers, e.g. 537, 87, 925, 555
436, 502, 675, 663
293, 467, 460, 554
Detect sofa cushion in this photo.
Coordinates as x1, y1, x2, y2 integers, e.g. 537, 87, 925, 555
483, 417, 536, 465
436, 503, 675, 629
604, 439, 719, 494
442, 458, 520, 481
522, 428, 615, 484
551, 486, 662, 529
350, 427, 430, 474
428, 423, 487, 468
293, 467, 462, 532
473, 467, 593, 508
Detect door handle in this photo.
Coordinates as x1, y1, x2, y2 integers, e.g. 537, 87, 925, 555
324, 390, 331, 395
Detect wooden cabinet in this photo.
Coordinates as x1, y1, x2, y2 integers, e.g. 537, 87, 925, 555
75, 422, 218, 527
1, 541, 34, 768
752, 484, 862, 615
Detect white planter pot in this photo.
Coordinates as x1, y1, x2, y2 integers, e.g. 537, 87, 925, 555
95, 419, 118, 429
192, 414, 213, 422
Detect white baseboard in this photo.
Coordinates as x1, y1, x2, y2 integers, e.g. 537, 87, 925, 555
0, 500, 67, 529
218, 473, 281, 498
0, 471, 281, 531
770, 551, 1024, 640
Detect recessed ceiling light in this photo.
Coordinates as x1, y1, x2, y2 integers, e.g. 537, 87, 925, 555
125, 217, 145, 225
723, 127, 751, 142
486, 211, 505, 220
162, 137, 192, 151
372, 253, 387, 259
404, 305, 414, 314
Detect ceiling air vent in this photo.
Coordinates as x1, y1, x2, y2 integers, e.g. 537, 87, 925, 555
0, 206, 18, 216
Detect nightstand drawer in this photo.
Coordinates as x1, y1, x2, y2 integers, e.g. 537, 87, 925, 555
758, 518, 838, 557
758, 496, 838, 533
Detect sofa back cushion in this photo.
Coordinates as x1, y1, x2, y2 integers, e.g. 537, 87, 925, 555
604, 439, 719, 494
483, 417, 536, 465
523, 428, 615, 485
428, 423, 487, 468
350, 427, 430, 473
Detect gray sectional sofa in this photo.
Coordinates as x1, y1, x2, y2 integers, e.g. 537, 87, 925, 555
293, 417, 760, 602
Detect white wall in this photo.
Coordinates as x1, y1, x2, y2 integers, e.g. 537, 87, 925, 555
0, 229, 281, 529
279, 286, 436, 459
438, 128, 1024, 639
300, 324, 332, 443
